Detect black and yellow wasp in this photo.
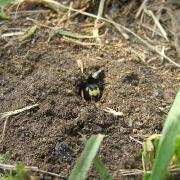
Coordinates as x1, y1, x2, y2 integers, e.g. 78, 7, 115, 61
75, 69, 104, 101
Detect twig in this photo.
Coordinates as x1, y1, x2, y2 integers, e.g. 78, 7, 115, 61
0, 163, 65, 178
0, 104, 38, 119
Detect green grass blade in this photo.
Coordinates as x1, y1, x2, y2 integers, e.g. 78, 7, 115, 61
0, 0, 14, 7
93, 155, 112, 180
21, 25, 37, 41
150, 90, 180, 180
56, 29, 98, 39
68, 134, 104, 180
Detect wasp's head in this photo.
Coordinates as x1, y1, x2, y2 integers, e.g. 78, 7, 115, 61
86, 84, 100, 98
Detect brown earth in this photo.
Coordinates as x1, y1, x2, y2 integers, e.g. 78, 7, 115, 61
0, 11, 180, 180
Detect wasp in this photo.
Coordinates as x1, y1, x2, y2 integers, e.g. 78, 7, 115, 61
75, 69, 104, 101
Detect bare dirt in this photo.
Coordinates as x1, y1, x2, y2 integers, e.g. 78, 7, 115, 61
0, 11, 180, 180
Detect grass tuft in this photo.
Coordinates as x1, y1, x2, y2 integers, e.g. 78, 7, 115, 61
147, 90, 180, 180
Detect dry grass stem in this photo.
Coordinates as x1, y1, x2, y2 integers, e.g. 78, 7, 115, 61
10, 10, 50, 15
118, 166, 180, 176
0, 163, 65, 178
0, 117, 9, 143
129, 136, 143, 145
136, 0, 168, 40
0, 104, 39, 119
76, 59, 84, 73
106, 16, 180, 68
1, 32, 24, 37
141, 24, 163, 37
160, 46, 165, 61
103, 107, 123, 116
47, 2, 74, 42
14, 0, 23, 20
26, 17, 53, 29
0, 104, 39, 143
136, 0, 149, 18
144, 8, 168, 41
62, 36, 102, 47
106, 15, 129, 40
151, 2, 164, 38
93, 0, 106, 40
